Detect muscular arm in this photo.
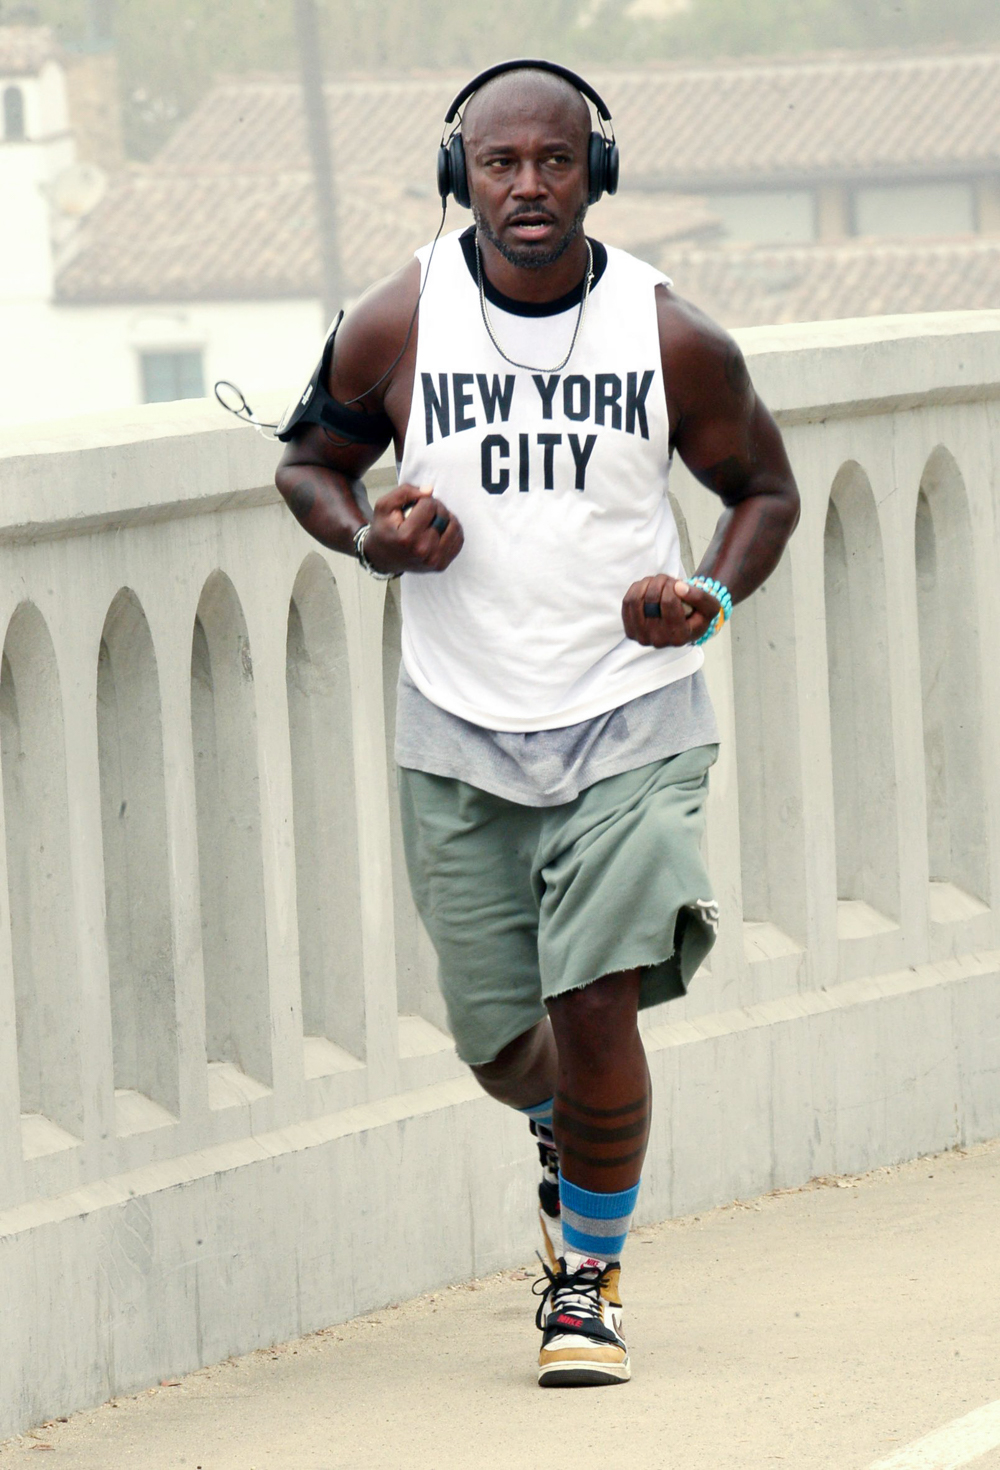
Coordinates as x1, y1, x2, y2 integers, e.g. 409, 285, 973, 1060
663, 290, 799, 603
623, 289, 799, 647
274, 259, 463, 574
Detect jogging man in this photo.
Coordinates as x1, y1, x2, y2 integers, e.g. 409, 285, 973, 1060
275, 60, 799, 1387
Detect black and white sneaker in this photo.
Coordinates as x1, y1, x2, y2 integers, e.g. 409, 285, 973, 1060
531, 1121, 563, 1270
534, 1257, 630, 1387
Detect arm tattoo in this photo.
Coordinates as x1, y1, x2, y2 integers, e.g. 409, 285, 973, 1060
696, 454, 752, 502
734, 500, 790, 581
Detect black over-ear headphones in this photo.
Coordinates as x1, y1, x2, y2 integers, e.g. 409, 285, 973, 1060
222, 60, 619, 443
438, 58, 620, 211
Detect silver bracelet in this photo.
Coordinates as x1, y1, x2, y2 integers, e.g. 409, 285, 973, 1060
353, 523, 400, 581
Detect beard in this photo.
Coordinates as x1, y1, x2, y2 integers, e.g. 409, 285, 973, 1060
472, 200, 588, 270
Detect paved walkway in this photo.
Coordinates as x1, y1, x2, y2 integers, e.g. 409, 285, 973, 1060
3, 1139, 1000, 1470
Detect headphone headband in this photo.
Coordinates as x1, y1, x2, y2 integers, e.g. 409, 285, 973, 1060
438, 57, 619, 209
442, 58, 614, 129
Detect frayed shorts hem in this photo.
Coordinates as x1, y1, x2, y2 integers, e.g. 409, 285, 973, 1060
398, 746, 719, 1070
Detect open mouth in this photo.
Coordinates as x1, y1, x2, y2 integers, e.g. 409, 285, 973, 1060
507, 214, 556, 240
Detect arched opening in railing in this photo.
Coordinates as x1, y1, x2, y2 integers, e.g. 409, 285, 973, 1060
190, 572, 272, 1105
97, 590, 178, 1133
0, 604, 81, 1157
824, 464, 899, 935
915, 447, 988, 920
382, 582, 451, 1054
286, 555, 365, 1076
730, 551, 806, 958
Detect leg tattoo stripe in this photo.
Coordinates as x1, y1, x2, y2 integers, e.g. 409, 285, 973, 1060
553, 1111, 648, 1145
559, 1142, 647, 1170
556, 1092, 648, 1120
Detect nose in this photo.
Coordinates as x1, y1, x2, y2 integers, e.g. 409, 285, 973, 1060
511, 160, 547, 200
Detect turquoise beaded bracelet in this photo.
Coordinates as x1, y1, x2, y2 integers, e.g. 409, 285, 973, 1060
689, 575, 733, 645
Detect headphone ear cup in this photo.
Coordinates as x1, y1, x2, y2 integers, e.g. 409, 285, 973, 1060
587, 131, 606, 205
605, 140, 620, 197
449, 133, 471, 210
437, 142, 452, 202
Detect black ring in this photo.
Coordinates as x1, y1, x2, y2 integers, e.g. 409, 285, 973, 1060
431, 513, 449, 534
643, 600, 662, 618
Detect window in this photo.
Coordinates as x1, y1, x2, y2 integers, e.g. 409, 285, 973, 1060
3, 85, 26, 141
708, 189, 816, 244
140, 350, 205, 404
853, 182, 975, 238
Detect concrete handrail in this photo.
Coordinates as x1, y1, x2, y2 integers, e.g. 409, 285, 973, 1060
1, 311, 998, 1438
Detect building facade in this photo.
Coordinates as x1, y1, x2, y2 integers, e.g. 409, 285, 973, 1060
2, 29, 1000, 429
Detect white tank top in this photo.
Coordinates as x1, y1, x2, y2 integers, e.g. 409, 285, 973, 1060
398, 229, 703, 732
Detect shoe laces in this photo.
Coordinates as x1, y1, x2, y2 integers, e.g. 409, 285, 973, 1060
532, 1257, 605, 1331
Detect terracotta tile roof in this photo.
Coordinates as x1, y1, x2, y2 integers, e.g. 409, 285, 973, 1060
151, 53, 1000, 192
55, 72, 462, 304
55, 171, 716, 304
589, 190, 720, 251
599, 53, 1000, 186
55, 171, 443, 303
661, 238, 1000, 327
153, 75, 449, 189
58, 168, 1000, 327
0, 24, 60, 77
53, 55, 1000, 314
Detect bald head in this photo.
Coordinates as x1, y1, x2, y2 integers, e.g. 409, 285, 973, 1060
462, 67, 591, 150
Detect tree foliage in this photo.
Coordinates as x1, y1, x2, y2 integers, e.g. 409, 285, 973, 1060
10, 0, 1000, 158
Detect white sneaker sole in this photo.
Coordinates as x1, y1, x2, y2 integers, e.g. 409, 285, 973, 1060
538, 1355, 631, 1388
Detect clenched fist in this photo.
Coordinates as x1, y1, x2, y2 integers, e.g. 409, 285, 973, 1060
622, 574, 721, 647
363, 484, 464, 575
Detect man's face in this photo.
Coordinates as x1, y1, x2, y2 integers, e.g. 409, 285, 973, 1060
464, 85, 591, 270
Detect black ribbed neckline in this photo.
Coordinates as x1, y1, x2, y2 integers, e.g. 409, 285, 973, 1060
459, 226, 608, 318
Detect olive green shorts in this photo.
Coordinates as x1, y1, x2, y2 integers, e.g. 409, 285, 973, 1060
397, 744, 719, 1065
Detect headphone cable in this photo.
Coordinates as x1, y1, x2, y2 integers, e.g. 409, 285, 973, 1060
341, 196, 447, 406
215, 197, 448, 436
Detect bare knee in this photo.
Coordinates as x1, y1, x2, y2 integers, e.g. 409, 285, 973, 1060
548, 972, 641, 1072
470, 1022, 549, 1089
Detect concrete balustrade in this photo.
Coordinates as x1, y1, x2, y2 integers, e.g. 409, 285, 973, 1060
1, 311, 999, 1437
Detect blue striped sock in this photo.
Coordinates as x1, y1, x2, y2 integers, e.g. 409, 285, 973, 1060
559, 1174, 641, 1262
520, 1096, 554, 1138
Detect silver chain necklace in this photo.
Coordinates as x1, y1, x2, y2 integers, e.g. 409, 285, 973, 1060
475, 236, 594, 374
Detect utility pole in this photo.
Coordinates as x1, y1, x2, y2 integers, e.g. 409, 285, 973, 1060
293, 0, 342, 326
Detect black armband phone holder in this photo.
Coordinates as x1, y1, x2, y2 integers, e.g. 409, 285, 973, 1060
275, 312, 394, 445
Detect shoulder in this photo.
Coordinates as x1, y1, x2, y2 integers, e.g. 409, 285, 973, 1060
654, 283, 751, 425
327, 256, 422, 410
655, 284, 748, 391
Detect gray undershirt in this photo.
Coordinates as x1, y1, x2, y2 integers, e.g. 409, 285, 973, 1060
395, 664, 719, 808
